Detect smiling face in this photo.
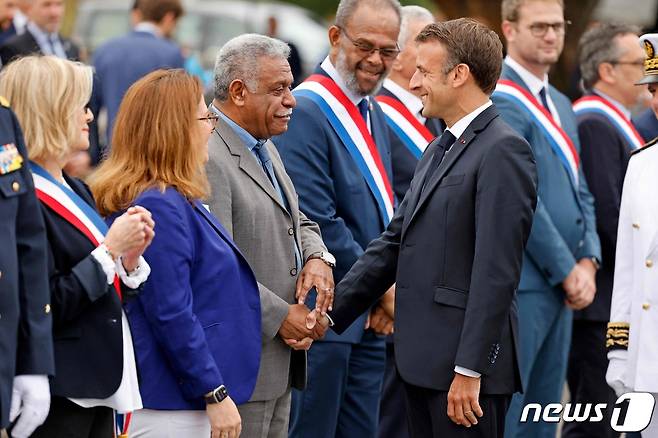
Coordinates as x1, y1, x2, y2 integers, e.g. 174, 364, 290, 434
241, 56, 296, 139
329, 3, 400, 96
410, 41, 454, 120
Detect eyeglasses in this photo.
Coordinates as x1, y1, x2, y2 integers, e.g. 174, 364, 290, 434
198, 113, 219, 129
609, 60, 645, 68
527, 20, 571, 37
338, 26, 400, 60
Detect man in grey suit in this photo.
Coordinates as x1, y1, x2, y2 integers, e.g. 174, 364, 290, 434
205, 34, 335, 438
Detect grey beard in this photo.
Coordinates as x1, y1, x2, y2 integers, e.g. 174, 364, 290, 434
335, 50, 386, 97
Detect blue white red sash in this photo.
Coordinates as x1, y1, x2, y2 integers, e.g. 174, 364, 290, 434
494, 79, 580, 187
294, 74, 394, 225
376, 95, 434, 159
30, 162, 122, 298
572, 95, 644, 150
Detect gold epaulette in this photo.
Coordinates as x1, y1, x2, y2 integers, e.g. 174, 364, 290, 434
633, 135, 658, 155
606, 322, 630, 350
0, 96, 8, 107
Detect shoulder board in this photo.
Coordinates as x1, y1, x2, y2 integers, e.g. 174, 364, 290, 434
632, 135, 658, 156
0, 96, 9, 107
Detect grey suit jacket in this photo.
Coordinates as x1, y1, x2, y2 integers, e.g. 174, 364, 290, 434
206, 115, 327, 401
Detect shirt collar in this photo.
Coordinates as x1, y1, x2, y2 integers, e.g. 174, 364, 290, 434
134, 22, 161, 37
447, 100, 493, 140
592, 88, 631, 120
383, 78, 425, 122
210, 104, 261, 151
320, 56, 367, 107
504, 56, 550, 97
27, 21, 58, 43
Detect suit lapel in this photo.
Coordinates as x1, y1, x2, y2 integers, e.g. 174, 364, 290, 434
409, 106, 499, 223
193, 200, 245, 256
212, 115, 288, 213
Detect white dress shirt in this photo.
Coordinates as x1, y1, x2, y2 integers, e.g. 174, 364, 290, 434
505, 56, 561, 126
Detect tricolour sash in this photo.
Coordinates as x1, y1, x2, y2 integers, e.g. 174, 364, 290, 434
573, 95, 644, 150
31, 162, 122, 299
295, 74, 394, 225
494, 79, 580, 187
375, 95, 434, 159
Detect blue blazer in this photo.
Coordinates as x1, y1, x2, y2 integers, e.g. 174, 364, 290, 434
273, 67, 393, 343
115, 188, 261, 409
633, 108, 658, 143
492, 65, 600, 290
92, 31, 184, 144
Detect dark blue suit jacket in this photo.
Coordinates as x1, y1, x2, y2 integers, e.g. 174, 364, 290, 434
377, 87, 444, 201
273, 67, 393, 343
93, 31, 184, 144
633, 108, 658, 144
492, 65, 600, 291
0, 106, 53, 428
118, 188, 261, 409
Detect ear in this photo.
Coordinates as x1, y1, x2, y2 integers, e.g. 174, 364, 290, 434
501, 20, 516, 43
451, 63, 471, 88
228, 79, 247, 107
597, 62, 616, 85
329, 25, 341, 48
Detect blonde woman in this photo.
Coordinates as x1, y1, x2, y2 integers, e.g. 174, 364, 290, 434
0, 56, 153, 438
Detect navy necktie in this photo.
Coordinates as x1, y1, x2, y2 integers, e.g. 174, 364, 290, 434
358, 98, 369, 124
538, 87, 552, 116
421, 130, 456, 193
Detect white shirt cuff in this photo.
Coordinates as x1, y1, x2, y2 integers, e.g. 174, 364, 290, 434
454, 366, 481, 378
116, 256, 151, 290
91, 245, 117, 285
608, 349, 628, 361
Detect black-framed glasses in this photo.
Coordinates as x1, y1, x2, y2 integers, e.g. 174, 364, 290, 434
609, 60, 645, 68
338, 26, 400, 60
527, 20, 571, 37
198, 113, 219, 128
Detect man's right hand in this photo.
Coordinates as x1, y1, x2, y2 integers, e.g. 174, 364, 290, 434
207, 396, 241, 438
562, 263, 596, 310
278, 304, 315, 341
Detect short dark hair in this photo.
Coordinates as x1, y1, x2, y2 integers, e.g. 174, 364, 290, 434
416, 18, 503, 95
138, 0, 184, 23
578, 22, 640, 90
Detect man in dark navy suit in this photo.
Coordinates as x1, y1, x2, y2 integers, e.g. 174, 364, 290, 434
93, 0, 184, 146
328, 19, 537, 438
566, 23, 646, 438
273, 0, 402, 436
0, 98, 53, 438
634, 107, 658, 142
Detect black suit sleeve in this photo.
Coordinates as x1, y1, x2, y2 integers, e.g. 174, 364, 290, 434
0, 43, 18, 67
455, 135, 537, 374
11, 110, 54, 375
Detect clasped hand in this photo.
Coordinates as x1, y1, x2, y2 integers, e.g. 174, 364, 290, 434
563, 258, 597, 310
104, 205, 155, 271
279, 305, 331, 350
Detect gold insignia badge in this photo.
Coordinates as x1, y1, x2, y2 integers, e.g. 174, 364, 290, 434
645, 40, 655, 59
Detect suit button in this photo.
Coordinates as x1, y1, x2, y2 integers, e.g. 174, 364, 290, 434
632, 223, 640, 229
44, 304, 50, 314
290, 268, 297, 276
578, 240, 584, 248
11, 181, 20, 192
0, 270, 2, 280
288, 227, 294, 236
642, 303, 651, 310
576, 218, 583, 225
646, 260, 654, 268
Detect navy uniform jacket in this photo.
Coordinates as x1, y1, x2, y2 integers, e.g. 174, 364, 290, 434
331, 105, 537, 394
0, 105, 53, 428
273, 67, 393, 344
377, 86, 444, 201
633, 108, 658, 144
492, 65, 600, 290
575, 93, 634, 321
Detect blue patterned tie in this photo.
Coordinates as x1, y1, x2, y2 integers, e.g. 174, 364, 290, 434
358, 98, 369, 124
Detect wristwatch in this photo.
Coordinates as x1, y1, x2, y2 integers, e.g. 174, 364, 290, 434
308, 251, 336, 268
204, 385, 228, 404
590, 257, 601, 270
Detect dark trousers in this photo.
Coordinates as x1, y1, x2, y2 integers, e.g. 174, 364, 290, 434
403, 381, 511, 438
30, 396, 113, 438
379, 341, 410, 438
562, 320, 619, 438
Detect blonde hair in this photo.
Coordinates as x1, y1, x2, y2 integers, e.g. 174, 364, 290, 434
501, 0, 564, 22
0, 55, 92, 162
90, 69, 208, 216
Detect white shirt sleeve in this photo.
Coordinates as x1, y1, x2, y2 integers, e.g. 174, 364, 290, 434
116, 256, 151, 289
91, 245, 117, 285
454, 366, 482, 378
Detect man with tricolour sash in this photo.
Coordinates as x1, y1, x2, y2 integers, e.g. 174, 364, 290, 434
566, 23, 646, 438
273, 0, 401, 437
493, 1, 601, 437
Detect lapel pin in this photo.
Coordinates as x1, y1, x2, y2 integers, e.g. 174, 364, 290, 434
460, 139, 466, 144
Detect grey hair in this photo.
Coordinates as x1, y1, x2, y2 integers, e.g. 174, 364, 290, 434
398, 5, 434, 47
335, 0, 402, 29
578, 22, 640, 90
213, 33, 291, 101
